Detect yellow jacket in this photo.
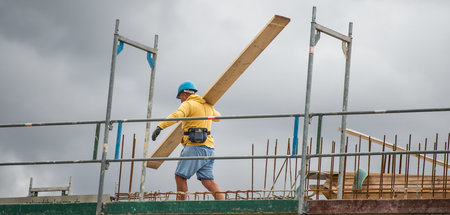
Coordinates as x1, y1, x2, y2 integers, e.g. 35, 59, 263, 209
158, 94, 221, 147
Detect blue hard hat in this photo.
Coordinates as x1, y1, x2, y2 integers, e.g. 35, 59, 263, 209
176, 81, 198, 99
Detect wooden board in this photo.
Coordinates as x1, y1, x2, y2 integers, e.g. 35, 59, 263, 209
307, 171, 450, 200
202, 15, 291, 105
146, 123, 183, 169
147, 15, 290, 169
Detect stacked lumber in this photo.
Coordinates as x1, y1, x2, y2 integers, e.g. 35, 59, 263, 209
307, 171, 450, 200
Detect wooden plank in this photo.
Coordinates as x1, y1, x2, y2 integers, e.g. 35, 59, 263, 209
146, 123, 182, 169
307, 170, 450, 200
202, 15, 291, 105
147, 15, 290, 169
345, 128, 449, 169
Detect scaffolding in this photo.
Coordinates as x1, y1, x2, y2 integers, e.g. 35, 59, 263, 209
1, 108, 450, 214
99, 19, 159, 213
299, 7, 353, 212
1, 7, 450, 215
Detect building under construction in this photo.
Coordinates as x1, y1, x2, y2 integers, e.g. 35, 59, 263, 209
1, 7, 449, 215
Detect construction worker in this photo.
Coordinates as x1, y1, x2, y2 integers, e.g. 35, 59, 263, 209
151, 80, 225, 200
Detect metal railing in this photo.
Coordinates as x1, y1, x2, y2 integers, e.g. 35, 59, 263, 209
1, 107, 450, 214
3, 107, 450, 128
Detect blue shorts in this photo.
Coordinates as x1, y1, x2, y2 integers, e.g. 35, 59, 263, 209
175, 145, 215, 180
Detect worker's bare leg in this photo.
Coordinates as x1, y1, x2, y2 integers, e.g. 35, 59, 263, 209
175, 174, 188, 200
201, 179, 225, 200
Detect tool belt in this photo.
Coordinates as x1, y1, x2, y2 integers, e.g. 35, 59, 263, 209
184, 128, 210, 143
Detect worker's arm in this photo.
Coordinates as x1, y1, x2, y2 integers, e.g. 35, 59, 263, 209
158, 102, 190, 129
152, 102, 190, 141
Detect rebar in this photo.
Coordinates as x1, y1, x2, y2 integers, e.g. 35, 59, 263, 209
405, 138, 411, 199
117, 134, 125, 200
116, 189, 296, 201
129, 134, 136, 194
353, 144, 357, 198
316, 140, 323, 200
283, 142, 290, 197
367, 137, 371, 199
379, 137, 385, 199
330, 141, 336, 199
391, 136, 397, 199
264, 140, 269, 198
251, 144, 254, 199
288, 139, 294, 197
294, 138, 299, 190
432, 134, 438, 198
382, 136, 387, 174
444, 136, 449, 198
399, 142, 403, 175
421, 139, 428, 197
417, 143, 421, 198
305, 140, 313, 199
357, 137, 361, 194
273, 139, 278, 187
269, 152, 289, 195
308, 138, 313, 189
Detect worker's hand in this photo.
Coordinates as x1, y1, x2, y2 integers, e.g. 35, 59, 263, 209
152, 126, 162, 141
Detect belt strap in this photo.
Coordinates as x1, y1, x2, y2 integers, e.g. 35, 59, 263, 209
184, 131, 211, 135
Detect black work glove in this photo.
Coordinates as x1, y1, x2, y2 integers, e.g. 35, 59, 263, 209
152, 126, 162, 141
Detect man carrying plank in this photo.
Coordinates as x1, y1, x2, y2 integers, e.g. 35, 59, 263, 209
151, 80, 224, 200
146, 15, 290, 170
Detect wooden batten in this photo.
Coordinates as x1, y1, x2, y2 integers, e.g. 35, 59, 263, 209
147, 15, 290, 169
202, 15, 290, 105
307, 171, 450, 200
146, 123, 183, 169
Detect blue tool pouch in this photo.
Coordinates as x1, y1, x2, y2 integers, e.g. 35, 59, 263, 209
185, 128, 209, 143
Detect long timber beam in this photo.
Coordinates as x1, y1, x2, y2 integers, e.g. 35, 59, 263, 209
147, 15, 290, 169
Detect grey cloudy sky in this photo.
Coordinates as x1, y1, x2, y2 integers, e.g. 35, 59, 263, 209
1, 0, 450, 198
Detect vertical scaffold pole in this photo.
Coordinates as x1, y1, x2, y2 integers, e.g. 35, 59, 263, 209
298, 6, 317, 214
96, 19, 120, 214
140, 34, 159, 200
337, 22, 353, 200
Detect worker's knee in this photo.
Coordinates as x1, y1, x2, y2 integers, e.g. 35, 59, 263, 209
175, 174, 186, 181
201, 179, 215, 187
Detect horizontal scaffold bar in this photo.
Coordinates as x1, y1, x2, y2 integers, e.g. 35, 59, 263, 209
314, 23, 352, 43
118, 35, 158, 54
0, 150, 448, 167
0, 107, 449, 128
